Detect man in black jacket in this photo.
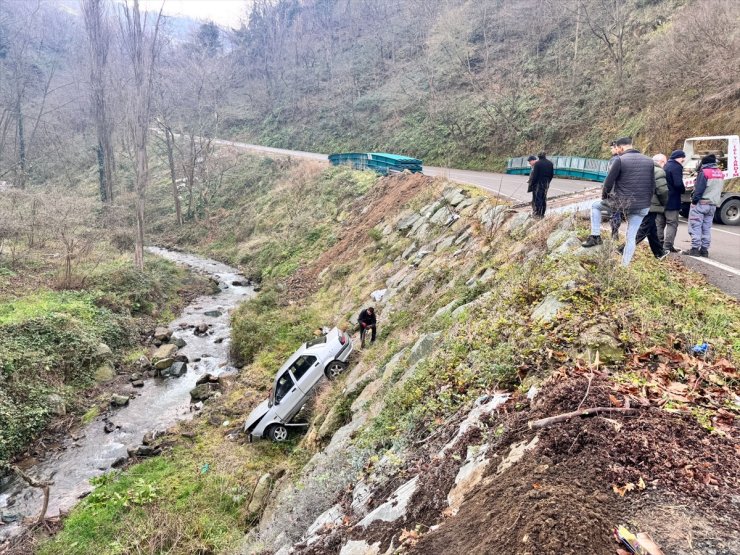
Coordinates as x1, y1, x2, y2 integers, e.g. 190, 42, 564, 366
660, 150, 687, 252
528, 152, 554, 218
582, 137, 654, 266
358, 307, 377, 348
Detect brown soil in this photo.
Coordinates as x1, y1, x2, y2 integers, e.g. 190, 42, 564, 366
284, 172, 437, 300
410, 375, 740, 555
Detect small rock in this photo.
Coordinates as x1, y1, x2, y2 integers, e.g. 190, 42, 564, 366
131, 379, 145, 388
194, 323, 209, 336
153, 327, 171, 341
111, 456, 128, 468
95, 343, 113, 358
174, 354, 189, 363
171, 336, 187, 348
154, 357, 175, 370
94, 361, 116, 383
203, 310, 222, 318
190, 383, 216, 402
231, 280, 245, 286
134, 445, 161, 457
103, 421, 116, 433
130, 373, 142, 381
110, 394, 129, 407
169, 361, 188, 378
137, 356, 152, 370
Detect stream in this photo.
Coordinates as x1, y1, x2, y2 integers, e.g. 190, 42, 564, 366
0, 247, 253, 544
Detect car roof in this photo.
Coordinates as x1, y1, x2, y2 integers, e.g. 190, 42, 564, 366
272, 328, 342, 381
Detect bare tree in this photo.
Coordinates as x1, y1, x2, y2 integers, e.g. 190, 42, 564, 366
119, 0, 163, 270
82, 0, 116, 204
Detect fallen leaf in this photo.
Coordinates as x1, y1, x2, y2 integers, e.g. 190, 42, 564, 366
609, 394, 623, 407
637, 477, 646, 490
612, 483, 636, 497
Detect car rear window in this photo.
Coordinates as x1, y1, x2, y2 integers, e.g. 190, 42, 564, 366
306, 336, 327, 347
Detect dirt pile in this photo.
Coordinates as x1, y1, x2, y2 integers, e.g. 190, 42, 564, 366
283, 172, 436, 300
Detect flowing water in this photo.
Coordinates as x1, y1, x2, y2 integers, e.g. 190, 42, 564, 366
0, 247, 253, 544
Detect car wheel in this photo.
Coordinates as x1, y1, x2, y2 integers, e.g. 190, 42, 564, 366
267, 424, 288, 442
718, 198, 740, 225
324, 360, 347, 380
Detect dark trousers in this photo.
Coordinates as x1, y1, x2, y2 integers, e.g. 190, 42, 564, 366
635, 212, 664, 257
360, 324, 376, 346
611, 210, 625, 238
532, 184, 548, 218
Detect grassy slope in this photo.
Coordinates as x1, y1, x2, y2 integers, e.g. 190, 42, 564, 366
39, 155, 739, 554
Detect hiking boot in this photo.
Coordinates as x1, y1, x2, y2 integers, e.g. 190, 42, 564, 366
699, 248, 709, 257
683, 248, 701, 257
657, 250, 669, 260
582, 235, 603, 248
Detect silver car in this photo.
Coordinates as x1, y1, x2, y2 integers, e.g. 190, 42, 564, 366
244, 327, 353, 442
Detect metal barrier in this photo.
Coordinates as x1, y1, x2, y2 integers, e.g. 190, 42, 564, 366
507, 156, 609, 182
329, 152, 423, 175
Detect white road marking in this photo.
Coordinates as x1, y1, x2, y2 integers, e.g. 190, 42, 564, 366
689, 256, 740, 276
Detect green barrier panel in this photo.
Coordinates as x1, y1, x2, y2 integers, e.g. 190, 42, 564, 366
507, 156, 608, 182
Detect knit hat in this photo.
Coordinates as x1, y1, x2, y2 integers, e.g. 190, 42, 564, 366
670, 149, 686, 160
701, 154, 717, 165
527, 155, 537, 162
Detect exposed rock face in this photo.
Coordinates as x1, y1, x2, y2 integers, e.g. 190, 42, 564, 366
248, 473, 273, 514
531, 292, 566, 323
395, 212, 421, 232
358, 476, 419, 528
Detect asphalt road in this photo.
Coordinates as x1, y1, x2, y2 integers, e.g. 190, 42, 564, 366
212, 138, 740, 291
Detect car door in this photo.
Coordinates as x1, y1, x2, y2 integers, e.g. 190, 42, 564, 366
272, 369, 304, 423
289, 355, 320, 395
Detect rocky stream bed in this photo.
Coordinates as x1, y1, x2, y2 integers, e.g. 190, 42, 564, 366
0, 247, 253, 545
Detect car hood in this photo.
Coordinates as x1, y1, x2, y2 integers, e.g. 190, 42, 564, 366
244, 399, 270, 432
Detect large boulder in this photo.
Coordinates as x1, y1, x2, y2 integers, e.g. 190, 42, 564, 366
154, 357, 175, 370
110, 394, 130, 407
190, 383, 217, 402
408, 332, 441, 367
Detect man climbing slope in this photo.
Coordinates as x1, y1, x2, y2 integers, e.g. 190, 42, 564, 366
357, 306, 377, 348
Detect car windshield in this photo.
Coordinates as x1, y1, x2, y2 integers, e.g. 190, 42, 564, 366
272, 371, 294, 406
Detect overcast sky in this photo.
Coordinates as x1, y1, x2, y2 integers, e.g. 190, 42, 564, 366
136, 0, 248, 27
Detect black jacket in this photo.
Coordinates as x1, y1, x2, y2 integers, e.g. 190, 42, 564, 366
602, 149, 654, 211
527, 157, 554, 193
663, 159, 685, 211
358, 309, 376, 327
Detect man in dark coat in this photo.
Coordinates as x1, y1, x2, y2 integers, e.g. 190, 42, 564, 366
528, 152, 554, 218
582, 137, 655, 266
660, 149, 687, 252
633, 154, 669, 259
358, 307, 377, 348
607, 141, 625, 239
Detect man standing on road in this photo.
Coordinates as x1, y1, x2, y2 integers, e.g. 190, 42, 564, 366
526, 155, 538, 204
684, 154, 725, 257
632, 154, 669, 259
582, 137, 655, 266
528, 152, 554, 219
358, 307, 377, 348
661, 150, 687, 253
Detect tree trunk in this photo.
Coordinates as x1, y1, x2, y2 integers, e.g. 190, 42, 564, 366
16, 97, 26, 189
165, 127, 182, 225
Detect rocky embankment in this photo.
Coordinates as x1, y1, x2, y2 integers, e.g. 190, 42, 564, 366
239, 183, 739, 555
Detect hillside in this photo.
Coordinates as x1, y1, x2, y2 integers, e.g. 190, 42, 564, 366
224, 0, 740, 168
28, 152, 739, 555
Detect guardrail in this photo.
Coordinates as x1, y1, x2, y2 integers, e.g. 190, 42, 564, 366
329, 152, 423, 175
507, 156, 609, 182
